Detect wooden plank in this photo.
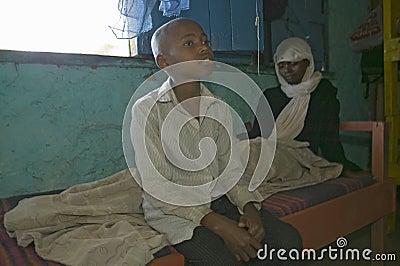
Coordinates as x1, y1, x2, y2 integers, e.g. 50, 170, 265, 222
340, 121, 374, 131
383, 0, 400, 185
230, 0, 263, 50
384, 37, 400, 62
183, 1, 211, 39
383, 0, 400, 39
340, 122, 387, 181
281, 179, 396, 249
208, 0, 232, 51
371, 122, 388, 182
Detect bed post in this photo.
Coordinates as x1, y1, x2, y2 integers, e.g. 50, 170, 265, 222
370, 122, 388, 266
339, 121, 388, 182
340, 121, 394, 266
370, 122, 388, 182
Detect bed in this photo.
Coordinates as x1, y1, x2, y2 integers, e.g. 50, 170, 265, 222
0, 121, 396, 266
281, 121, 396, 249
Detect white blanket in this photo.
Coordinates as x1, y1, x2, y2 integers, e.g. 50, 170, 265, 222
4, 138, 342, 266
5, 169, 169, 266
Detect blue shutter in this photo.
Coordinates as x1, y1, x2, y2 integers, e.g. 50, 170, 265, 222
138, 0, 263, 54
230, 0, 264, 51
209, 0, 232, 51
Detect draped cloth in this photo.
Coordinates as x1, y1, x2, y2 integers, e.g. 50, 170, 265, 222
273, 37, 322, 141
4, 141, 341, 266
238, 137, 342, 199
110, 0, 157, 39
4, 169, 169, 266
159, 0, 190, 17
109, 0, 191, 39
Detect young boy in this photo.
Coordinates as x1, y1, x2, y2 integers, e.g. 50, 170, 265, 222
131, 18, 302, 265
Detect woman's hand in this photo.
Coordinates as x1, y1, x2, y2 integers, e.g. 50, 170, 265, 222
239, 203, 265, 242
201, 212, 262, 262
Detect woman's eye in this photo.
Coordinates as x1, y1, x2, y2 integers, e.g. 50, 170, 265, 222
278, 62, 298, 68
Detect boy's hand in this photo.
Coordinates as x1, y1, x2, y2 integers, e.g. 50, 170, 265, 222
201, 212, 262, 262
239, 202, 265, 242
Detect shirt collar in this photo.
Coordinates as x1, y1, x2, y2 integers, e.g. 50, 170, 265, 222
157, 78, 219, 106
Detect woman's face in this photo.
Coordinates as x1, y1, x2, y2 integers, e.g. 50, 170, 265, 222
278, 59, 310, 85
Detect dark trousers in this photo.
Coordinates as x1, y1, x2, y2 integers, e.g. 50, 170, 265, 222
173, 196, 303, 265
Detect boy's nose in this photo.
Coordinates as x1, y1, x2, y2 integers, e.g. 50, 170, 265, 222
200, 46, 209, 54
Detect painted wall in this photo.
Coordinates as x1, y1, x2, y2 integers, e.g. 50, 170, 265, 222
0, 56, 156, 198
325, 0, 373, 167
0, 0, 372, 198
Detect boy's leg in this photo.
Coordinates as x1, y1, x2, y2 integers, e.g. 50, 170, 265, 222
248, 209, 303, 266
173, 226, 238, 266
207, 196, 303, 265
173, 196, 302, 265
173, 196, 240, 265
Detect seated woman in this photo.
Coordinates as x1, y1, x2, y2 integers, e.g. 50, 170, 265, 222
248, 37, 369, 178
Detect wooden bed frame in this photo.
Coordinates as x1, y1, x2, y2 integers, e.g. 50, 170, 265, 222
281, 121, 396, 265
148, 121, 397, 266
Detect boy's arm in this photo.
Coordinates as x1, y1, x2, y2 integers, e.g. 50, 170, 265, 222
216, 104, 264, 212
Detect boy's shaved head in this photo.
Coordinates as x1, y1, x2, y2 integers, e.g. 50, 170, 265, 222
150, 18, 212, 70
151, 18, 197, 60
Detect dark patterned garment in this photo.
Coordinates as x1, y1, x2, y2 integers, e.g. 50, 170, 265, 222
249, 79, 361, 172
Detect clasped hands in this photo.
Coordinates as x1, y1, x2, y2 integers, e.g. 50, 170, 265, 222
202, 202, 264, 262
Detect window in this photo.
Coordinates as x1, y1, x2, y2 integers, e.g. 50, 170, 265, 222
0, 0, 130, 57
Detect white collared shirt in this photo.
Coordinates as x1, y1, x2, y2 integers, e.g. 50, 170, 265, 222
130, 79, 262, 244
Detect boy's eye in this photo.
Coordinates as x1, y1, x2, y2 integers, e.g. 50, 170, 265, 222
202, 40, 210, 46
184, 41, 194, 47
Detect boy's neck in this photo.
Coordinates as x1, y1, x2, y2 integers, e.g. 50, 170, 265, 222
172, 81, 201, 103
172, 81, 201, 121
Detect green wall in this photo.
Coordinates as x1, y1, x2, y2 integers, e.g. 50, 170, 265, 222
0, 0, 372, 198
0, 55, 156, 198
325, 0, 372, 167
328, 0, 372, 121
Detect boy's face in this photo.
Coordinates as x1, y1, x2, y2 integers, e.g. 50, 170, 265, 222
158, 20, 214, 67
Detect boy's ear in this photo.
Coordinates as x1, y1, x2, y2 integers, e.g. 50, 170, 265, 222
156, 54, 168, 69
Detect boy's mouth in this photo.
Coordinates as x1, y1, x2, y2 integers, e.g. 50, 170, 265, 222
195, 58, 214, 66
201, 53, 214, 60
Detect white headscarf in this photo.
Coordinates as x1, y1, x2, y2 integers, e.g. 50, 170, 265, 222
273, 37, 322, 140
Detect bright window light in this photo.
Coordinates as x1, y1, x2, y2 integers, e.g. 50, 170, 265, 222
0, 0, 131, 57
